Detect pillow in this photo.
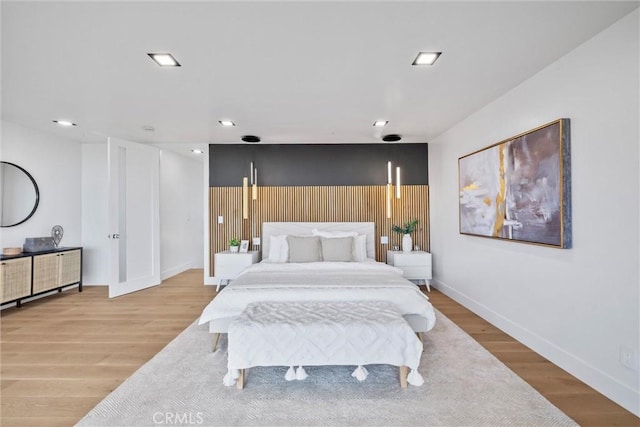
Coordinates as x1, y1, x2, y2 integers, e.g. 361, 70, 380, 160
287, 235, 322, 263
267, 235, 289, 262
312, 229, 358, 238
352, 234, 367, 262
320, 237, 354, 262
310, 229, 368, 261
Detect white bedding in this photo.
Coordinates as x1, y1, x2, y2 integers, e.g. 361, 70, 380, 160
198, 260, 436, 332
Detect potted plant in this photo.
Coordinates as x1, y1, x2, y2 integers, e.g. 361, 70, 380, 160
228, 237, 240, 253
392, 219, 419, 253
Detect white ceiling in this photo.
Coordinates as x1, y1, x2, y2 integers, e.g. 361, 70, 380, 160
2, 1, 638, 155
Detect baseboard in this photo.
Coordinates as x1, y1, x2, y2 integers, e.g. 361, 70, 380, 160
161, 262, 192, 281
432, 279, 640, 417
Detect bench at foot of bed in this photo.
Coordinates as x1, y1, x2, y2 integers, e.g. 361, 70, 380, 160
223, 300, 425, 389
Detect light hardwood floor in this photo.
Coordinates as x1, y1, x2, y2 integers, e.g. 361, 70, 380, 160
1, 269, 638, 426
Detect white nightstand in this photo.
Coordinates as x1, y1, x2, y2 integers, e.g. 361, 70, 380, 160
386, 250, 432, 291
214, 250, 260, 291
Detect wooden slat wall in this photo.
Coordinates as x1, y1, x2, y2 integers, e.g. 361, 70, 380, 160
209, 185, 429, 274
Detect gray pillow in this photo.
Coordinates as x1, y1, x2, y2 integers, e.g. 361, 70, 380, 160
320, 237, 354, 262
287, 235, 322, 263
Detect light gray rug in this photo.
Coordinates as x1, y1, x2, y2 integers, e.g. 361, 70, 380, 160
77, 310, 577, 427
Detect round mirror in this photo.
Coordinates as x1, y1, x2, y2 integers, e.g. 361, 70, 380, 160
1, 161, 40, 227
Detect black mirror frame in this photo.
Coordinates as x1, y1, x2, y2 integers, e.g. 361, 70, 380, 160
0, 161, 40, 228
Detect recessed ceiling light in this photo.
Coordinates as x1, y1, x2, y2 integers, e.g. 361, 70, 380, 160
218, 120, 236, 127
373, 121, 389, 127
147, 53, 181, 67
412, 52, 442, 66
52, 120, 77, 127
191, 149, 204, 154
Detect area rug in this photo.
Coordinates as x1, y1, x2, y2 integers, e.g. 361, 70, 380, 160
77, 310, 577, 427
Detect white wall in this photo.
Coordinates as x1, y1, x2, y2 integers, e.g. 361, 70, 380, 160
81, 143, 109, 285
0, 120, 82, 249
159, 150, 204, 279
429, 10, 639, 415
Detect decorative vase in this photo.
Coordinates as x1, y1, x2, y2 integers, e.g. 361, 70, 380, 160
402, 234, 412, 253
230, 246, 239, 253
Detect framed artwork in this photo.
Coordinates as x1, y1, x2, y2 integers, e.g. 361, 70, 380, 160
239, 240, 249, 253
458, 119, 571, 248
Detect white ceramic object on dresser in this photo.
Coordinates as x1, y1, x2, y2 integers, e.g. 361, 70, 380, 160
386, 250, 432, 291
214, 251, 260, 291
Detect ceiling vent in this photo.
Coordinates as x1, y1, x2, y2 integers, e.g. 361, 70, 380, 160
242, 135, 261, 143
382, 134, 402, 142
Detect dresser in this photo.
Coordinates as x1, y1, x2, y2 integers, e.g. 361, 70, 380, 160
214, 250, 260, 291
386, 250, 432, 291
1, 247, 82, 307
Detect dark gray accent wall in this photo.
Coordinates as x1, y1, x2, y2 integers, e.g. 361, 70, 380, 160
209, 143, 428, 186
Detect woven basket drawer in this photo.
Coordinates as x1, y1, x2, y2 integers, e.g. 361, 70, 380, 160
59, 250, 81, 286
33, 253, 61, 293
1, 257, 32, 303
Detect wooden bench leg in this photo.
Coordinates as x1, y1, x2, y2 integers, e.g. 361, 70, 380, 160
236, 369, 244, 390
399, 366, 408, 388
212, 333, 221, 352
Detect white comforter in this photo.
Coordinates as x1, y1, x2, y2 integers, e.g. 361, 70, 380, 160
198, 261, 436, 331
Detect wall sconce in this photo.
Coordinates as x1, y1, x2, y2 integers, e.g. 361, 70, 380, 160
250, 162, 258, 200
396, 166, 401, 199
386, 161, 392, 219
242, 177, 249, 219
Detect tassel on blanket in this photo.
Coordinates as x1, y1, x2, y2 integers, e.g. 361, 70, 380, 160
285, 366, 296, 381
351, 365, 369, 382
222, 370, 236, 387
295, 366, 308, 380
407, 369, 424, 386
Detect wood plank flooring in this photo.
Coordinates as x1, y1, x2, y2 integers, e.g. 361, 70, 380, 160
1, 269, 638, 426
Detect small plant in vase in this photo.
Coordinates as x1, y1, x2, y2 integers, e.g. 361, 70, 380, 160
392, 219, 419, 253
228, 237, 240, 253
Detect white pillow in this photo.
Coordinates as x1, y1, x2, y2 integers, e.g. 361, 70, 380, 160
352, 234, 367, 262
267, 235, 289, 262
312, 229, 358, 238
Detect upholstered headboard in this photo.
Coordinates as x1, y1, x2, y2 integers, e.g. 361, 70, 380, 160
262, 222, 376, 260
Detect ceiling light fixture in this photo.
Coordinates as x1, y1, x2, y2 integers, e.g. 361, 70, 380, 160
52, 120, 77, 127
242, 135, 261, 143
147, 53, 181, 67
382, 134, 402, 142
373, 120, 389, 127
412, 52, 442, 66
218, 120, 236, 127
191, 149, 204, 154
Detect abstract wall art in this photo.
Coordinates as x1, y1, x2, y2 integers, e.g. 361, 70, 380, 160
458, 119, 571, 248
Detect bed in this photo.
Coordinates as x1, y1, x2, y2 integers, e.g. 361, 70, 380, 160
198, 222, 436, 338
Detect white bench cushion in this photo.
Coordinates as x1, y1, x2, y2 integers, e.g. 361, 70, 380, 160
227, 300, 423, 371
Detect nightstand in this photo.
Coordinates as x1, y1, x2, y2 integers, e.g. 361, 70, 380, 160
214, 251, 260, 291
386, 250, 432, 291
